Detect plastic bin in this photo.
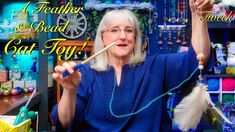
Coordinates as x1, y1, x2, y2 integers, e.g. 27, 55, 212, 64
0, 116, 32, 132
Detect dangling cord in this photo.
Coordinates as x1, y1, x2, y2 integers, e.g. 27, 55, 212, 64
194, 4, 204, 83
109, 67, 198, 118
172, 5, 211, 131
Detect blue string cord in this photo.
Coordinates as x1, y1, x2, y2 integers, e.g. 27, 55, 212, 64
109, 67, 199, 118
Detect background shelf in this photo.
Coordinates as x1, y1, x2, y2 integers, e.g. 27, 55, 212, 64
84, 2, 155, 10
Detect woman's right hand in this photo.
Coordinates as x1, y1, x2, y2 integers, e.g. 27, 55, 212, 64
52, 61, 82, 92
189, 0, 214, 14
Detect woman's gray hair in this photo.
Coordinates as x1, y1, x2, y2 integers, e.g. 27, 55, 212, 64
90, 9, 146, 71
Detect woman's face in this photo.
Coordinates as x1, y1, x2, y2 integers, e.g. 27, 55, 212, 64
102, 15, 135, 61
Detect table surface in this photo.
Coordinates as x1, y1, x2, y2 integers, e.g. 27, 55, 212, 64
0, 92, 41, 115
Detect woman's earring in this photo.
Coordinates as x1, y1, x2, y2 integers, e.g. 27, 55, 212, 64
142, 36, 149, 53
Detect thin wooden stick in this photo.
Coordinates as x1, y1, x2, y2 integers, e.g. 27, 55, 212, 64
62, 42, 117, 77
82, 42, 116, 64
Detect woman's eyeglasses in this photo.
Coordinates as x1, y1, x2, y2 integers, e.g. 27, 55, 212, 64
103, 28, 135, 36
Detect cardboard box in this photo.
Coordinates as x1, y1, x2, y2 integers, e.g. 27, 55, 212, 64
25, 80, 36, 88
13, 81, 25, 88
9, 70, 21, 81
1, 81, 12, 89
0, 70, 8, 82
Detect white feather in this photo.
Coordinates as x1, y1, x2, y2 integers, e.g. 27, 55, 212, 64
173, 83, 209, 131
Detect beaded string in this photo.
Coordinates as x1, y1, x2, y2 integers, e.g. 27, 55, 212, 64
194, 5, 205, 82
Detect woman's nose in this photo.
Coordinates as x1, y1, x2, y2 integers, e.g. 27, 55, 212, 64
118, 30, 127, 40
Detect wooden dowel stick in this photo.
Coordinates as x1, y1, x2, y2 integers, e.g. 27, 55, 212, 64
62, 42, 117, 77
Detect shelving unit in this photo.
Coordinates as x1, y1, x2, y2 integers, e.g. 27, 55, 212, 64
205, 75, 235, 102
206, 10, 235, 103
207, 21, 235, 29
84, 2, 154, 10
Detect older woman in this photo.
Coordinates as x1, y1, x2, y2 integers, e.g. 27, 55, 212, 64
51, 0, 214, 131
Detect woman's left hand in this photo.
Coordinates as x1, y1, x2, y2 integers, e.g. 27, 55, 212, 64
189, 0, 214, 14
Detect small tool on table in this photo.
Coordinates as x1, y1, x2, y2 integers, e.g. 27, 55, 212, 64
13, 89, 37, 126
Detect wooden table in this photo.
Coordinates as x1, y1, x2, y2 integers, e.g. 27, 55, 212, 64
0, 92, 41, 115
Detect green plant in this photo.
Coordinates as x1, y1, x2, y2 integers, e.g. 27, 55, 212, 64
86, 9, 150, 37
87, 10, 103, 37
133, 9, 149, 34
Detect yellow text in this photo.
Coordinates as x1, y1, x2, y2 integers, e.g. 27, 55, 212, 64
15, 20, 70, 33
4, 38, 37, 55
201, 11, 233, 22
41, 38, 88, 61
23, 1, 84, 14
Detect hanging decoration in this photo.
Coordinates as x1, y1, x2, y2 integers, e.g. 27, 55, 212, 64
163, 0, 168, 26
148, 10, 153, 34
181, 31, 187, 46
57, 12, 87, 39
174, 5, 235, 131
173, 5, 210, 129
57, 0, 87, 39
176, 0, 181, 22
176, 31, 181, 45
158, 32, 163, 49
152, 0, 158, 31
167, 32, 173, 50
182, 0, 188, 23
168, 0, 177, 23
